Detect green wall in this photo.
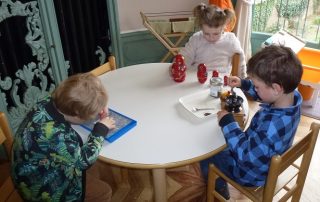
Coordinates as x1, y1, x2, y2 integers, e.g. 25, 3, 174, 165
120, 31, 168, 66
120, 31, 191, 66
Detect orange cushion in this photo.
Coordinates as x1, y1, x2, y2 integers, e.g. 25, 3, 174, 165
209, 0, 236, 32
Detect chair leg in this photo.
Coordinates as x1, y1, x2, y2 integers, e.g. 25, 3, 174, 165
207, 165, 218, 202
291, 187, 304, 202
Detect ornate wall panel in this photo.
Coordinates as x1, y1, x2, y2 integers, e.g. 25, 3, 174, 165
0, 0, 61, 132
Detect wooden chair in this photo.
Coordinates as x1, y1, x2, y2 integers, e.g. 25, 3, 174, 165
90, 55, 116, 76
207, 122, 320, 202
231, 53, 240, 77
0, 112, 23, 202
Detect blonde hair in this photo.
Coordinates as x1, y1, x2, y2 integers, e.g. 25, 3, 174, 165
193, 3, 234, 28
52, 73, 108, 121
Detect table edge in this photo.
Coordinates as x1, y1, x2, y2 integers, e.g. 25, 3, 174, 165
98, 144, 227, 169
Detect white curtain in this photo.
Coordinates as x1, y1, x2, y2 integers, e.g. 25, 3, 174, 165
233, 0, 253, 61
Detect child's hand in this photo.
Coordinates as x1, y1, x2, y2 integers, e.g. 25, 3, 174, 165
217, 110, 229, 122
99, 116, 116, 130
228, 76, 241, 88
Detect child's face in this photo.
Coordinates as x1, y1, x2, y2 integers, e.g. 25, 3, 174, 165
251, 77, 280, 104
201, 24, 224, 43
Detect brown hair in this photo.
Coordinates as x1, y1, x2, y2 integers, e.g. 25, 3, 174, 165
247, 45, 303, 94
193, 3, 234, 28
52, 73, 108, 121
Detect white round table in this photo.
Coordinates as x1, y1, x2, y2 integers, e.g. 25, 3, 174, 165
73, 63, 249, 202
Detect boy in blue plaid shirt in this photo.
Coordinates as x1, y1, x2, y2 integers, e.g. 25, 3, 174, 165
200, 45, 303, 199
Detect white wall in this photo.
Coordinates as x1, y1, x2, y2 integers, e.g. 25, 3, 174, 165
117, 0, 207, 33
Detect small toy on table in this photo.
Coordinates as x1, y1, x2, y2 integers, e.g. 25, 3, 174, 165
197, 63, 208, 84
220, 90, 246, 129
170, 54, 187, 82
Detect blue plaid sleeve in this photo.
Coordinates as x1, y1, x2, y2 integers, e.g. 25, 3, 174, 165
222, 114, 291, 167
241, 79, 261, 101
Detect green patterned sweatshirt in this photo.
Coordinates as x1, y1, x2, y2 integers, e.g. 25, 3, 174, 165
11, 97, 109, 202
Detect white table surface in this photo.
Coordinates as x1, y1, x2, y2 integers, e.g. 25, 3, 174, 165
73, 63, 248, 168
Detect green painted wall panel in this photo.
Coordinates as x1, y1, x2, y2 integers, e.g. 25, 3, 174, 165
121, 31, 168, 66
120, 31, 191, 66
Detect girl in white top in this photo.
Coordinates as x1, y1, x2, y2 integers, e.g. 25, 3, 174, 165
180, 3, 246, 78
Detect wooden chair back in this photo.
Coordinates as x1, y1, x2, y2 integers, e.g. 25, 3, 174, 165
0, 112, 14, 160
0, 112, 23, 202
207, 122, 320, 202
90, 55, 116, 76
231, 53, 240, 77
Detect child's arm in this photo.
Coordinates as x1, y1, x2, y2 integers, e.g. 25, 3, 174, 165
71, 123, 112, 170
240, 79, 262, 101
219, 112, 284, 168
228, 76, 262, 101
66, 117, 115, 170
238, 54, 247, 79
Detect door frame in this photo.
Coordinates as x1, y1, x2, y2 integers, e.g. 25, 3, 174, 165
106, 0, 123, 67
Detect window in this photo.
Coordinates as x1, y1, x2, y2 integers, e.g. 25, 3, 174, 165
252, 0, 320, 44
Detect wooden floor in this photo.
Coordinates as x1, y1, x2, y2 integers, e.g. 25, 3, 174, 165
89, 100, 320, 202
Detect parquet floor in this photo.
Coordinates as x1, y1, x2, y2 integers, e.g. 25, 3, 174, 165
90, 100, 320, 202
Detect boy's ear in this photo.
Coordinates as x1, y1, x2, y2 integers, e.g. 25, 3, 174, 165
271, 83, 283, 95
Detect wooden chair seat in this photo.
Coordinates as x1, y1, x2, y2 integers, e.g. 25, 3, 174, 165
0, 175, 21, 202
0, 161, 10, 184
0, 112, 23, 202
210, 163, 300, 201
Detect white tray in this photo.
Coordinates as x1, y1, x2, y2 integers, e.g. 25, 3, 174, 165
179, 89, 221, 119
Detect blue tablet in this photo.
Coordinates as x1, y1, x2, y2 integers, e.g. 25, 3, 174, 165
81, 109, 137, 143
